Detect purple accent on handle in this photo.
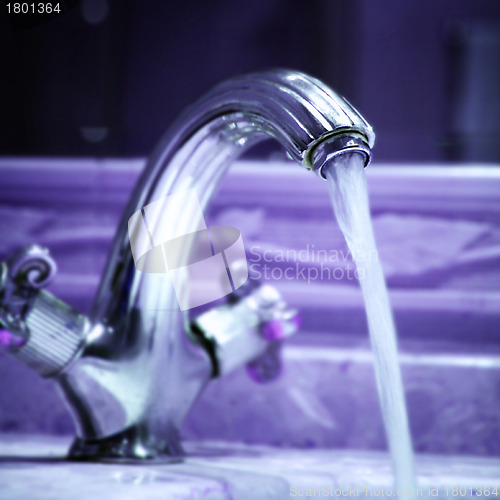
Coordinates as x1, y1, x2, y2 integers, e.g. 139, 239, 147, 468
261, 314, 301, 341
246, 343, 282, 383
246, 358, 282, 384
0, 330, 26, 349
261, 320, 284, 341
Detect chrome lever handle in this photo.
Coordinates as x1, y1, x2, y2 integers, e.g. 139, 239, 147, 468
191, 283, 299, 381
0, 244, 56, 339
0, 245, 89, 377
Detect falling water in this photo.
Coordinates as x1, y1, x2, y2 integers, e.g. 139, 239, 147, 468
324, 153, 417, 490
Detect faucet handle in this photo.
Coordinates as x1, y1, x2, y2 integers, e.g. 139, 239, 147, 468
246, 341, 282, 383
1, 245, 52, 339
0, 245, 89, 377
190, 284, 299, 381
0, 245, 57, 330
7, 244, 57, 290
245, 285, 300, 383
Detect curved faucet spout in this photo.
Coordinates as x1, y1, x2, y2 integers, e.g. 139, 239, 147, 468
0, 69, 375, 461
94, 69, 374, 325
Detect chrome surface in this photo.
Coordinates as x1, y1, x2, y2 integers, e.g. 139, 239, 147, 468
193, 284, 298, 378
311, 133, 372, 179
0, 245, 89, 376
0, 69, 374, 460
0, 244, 58, 341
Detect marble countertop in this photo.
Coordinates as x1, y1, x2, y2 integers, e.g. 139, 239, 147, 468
1, 434, 499, 500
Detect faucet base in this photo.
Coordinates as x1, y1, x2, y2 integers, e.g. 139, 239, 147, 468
68, 425, 184, 464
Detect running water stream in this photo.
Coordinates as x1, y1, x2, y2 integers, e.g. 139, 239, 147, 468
324, 153, 417, 490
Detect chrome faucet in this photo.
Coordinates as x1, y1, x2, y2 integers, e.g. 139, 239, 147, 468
0, 69, 374, 462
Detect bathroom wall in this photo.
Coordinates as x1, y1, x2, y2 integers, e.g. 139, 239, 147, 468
1, 0, 500, 162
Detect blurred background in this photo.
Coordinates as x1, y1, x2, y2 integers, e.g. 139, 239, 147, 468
1, 0, 500, 163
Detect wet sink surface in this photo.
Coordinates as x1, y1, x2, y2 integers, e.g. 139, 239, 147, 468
1, 435, 499, 499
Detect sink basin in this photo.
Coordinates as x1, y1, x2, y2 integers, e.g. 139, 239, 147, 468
1, 434, 499, 499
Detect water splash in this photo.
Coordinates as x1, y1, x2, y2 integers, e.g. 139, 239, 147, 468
324, 153, 417, 490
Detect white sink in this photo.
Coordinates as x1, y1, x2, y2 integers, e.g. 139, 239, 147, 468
1, 434, 499, 499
